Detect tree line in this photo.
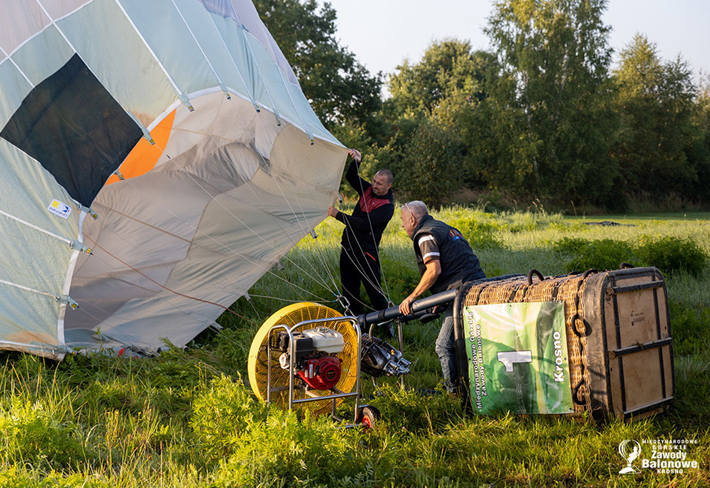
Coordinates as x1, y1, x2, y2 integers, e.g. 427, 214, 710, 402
255, 0, 710, 211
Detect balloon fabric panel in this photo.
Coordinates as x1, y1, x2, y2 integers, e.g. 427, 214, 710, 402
106, 110, 176, 185
0, 54, 143, 208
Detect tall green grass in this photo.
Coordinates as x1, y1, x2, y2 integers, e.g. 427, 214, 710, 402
0, 207, 708, 487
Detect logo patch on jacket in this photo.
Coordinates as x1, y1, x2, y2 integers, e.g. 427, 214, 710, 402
450, 228, 463, 241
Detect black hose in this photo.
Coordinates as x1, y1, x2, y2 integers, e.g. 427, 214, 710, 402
359, 274, 526, 327
358, 288, 459, 326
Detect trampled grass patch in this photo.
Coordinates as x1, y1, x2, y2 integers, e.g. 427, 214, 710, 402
0, 207, 708, 487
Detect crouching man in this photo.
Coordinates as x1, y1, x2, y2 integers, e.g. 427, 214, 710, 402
398, 201, 485, 394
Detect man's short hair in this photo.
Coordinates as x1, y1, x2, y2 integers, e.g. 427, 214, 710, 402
376, 169, 394, 185
404, 200, 428, 220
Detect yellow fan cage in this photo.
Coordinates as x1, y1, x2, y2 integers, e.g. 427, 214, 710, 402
247, 302, 358, 415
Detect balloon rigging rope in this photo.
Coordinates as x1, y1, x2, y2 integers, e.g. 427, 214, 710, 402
74, 263, 265, 353
81, 233, 261, 326
71, 253, 246, 351
245, 293, 263, 323
227, 112, 341, 294
89, 114, 333, 305
253, 132, 342, 292
263, 164, 341, 296
246, 119, 392, 313
244, 117, 389, 313
142, 109, 339, 297
199, 122, 340, 297
84, 195, 328, 307
158, 152, 337, 297
74, 110, 338, 340
156, 152, 337, 299
250, 115, 343, 297
77, 109, 364, 338
337, 243, 386, 313
121, 110, 343, 305
73, 287, 252, 352
246, 293, 318, 304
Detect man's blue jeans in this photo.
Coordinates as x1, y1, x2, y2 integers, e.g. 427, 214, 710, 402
435, 304, 458, 393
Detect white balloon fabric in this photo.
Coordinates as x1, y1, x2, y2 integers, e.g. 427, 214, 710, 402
0, 0, 347, 358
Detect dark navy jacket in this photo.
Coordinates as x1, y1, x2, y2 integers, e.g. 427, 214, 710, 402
336, 160, 394, 257
411, 215, 485, 293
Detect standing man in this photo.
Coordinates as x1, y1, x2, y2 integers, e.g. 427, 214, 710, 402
398, 201, 486, 394
328, 149, 394, 318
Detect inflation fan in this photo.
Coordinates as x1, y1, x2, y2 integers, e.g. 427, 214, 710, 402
247, 302, 418, 428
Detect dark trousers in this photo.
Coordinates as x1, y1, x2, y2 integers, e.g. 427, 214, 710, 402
340, 248, 388, 316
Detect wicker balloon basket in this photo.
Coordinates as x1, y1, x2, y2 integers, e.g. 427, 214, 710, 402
453, 267, 674, 421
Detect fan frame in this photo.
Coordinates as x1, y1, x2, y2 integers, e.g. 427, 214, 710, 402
247, 302, 362, 417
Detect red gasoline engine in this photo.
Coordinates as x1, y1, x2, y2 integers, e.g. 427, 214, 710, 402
276, 327, 344, 390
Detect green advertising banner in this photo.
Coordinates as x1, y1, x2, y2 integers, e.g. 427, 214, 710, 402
463, 301, 574, 415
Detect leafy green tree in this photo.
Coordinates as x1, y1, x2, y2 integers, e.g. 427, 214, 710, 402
691, 73, 710, 201
484, 0, 619, 206
613, 34, 702, 200
697, 73, 710, 132
385, 41, 499, 194
254, 0, 382, 129
395, 119, 465, 208
388, 39, 492, 114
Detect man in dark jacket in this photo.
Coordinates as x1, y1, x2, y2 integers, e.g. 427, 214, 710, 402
398, 200, 485, 393
328, 149, 394, 317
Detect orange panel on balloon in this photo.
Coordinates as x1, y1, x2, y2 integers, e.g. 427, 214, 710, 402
106, 109, 176, 185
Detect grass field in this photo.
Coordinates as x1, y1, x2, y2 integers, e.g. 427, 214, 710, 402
0, 206, 708, 487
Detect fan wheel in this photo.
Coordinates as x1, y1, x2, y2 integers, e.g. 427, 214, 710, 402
247, 302, 358, 416
358, 405, 381, 431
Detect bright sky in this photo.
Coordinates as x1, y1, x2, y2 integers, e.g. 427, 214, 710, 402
322, 0, 709, 87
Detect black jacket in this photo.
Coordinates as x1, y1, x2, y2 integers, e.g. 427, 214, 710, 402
411, 215, 485, 293
336, 160, 394, 256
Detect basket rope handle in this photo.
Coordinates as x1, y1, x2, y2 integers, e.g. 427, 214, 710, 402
527, 269, 544, 285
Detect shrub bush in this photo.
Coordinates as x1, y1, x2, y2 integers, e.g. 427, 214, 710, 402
207, 408, 373, 487
552, 235, 708, 275
190, 375, 270, 462
552, 237, 636, 272
636, 235, 707, 277
447, 218, 504, 250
